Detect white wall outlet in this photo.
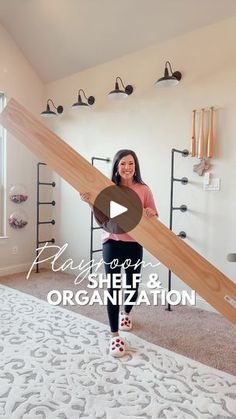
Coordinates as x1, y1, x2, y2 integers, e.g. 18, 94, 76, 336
203, 177, 220, 191
12, 246, 18, 254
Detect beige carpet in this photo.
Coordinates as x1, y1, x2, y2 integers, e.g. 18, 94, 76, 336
1, 270, 236, 376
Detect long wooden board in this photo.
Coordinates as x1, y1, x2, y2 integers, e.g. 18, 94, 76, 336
0, 98, 236, 323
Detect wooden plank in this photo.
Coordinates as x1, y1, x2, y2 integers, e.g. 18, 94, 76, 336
0, 98, 235, 323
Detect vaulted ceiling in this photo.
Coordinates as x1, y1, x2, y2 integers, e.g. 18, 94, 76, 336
1, 0, 236, 82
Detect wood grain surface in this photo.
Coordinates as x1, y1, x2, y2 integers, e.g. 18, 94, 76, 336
198, 108, 205, 159
191, 110, 196, 157
207, 107, 214, 158
0, 98, 235, 323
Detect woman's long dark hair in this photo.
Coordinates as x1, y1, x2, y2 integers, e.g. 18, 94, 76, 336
111, 149, 144, 185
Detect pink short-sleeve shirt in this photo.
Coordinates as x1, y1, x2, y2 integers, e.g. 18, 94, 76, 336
102, 183, 158, 244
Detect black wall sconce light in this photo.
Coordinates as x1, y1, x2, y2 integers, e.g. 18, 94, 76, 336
72, 89, 95, 109
41, 99, 63, 117
108, 76, 134, 100
155, 61, 182, 87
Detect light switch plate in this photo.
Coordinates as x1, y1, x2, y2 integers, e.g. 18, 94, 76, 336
203, 178, 220, 191
204, 172, 210, 185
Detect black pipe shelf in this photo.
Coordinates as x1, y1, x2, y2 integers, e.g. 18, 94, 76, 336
167, 148, 189, 311
36, 162, 56, 273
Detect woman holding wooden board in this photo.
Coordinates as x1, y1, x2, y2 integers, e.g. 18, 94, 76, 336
81, 149, 158, 357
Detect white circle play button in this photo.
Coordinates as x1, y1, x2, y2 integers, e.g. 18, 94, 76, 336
110, 201, 128, 219
93, 185, 143, 234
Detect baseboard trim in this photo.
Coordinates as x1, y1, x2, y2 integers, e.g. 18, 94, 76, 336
0, 262, 76, 278
0, 263, 33, 277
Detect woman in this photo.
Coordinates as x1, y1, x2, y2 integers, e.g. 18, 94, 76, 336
80, 149, 158, 357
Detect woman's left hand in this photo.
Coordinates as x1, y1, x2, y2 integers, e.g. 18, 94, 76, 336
144, 207, 157, 218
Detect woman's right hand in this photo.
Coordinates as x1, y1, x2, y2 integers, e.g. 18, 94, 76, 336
80, 192, 91, 203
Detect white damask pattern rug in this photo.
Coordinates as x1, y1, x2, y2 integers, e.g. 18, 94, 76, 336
0, 284, 236, 419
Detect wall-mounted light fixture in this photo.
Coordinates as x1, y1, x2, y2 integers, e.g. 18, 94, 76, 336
72, 89, 95, 109
41, 99, 63, 117
108, 76, 133, 100
155, 61, 182, 87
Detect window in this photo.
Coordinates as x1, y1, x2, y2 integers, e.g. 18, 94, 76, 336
0, 92, 6, 237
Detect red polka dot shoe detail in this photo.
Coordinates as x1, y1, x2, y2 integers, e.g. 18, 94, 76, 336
109, 336, 126, 357
119, 311, 132, 331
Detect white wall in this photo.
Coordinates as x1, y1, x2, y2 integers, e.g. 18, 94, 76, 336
44, 17, 236, 309
0, 24, 45, 274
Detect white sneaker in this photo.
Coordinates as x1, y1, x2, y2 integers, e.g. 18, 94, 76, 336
119, 311, 132, 331
109, 336, 126, 357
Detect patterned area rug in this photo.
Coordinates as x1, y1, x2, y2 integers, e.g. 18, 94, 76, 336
0, 284, 236, 419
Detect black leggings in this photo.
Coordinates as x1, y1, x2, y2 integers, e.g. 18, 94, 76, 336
103, 239, 143, 333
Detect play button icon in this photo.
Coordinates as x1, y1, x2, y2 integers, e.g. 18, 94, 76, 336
93, 185, 143, 234
110, 201, 128, 218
